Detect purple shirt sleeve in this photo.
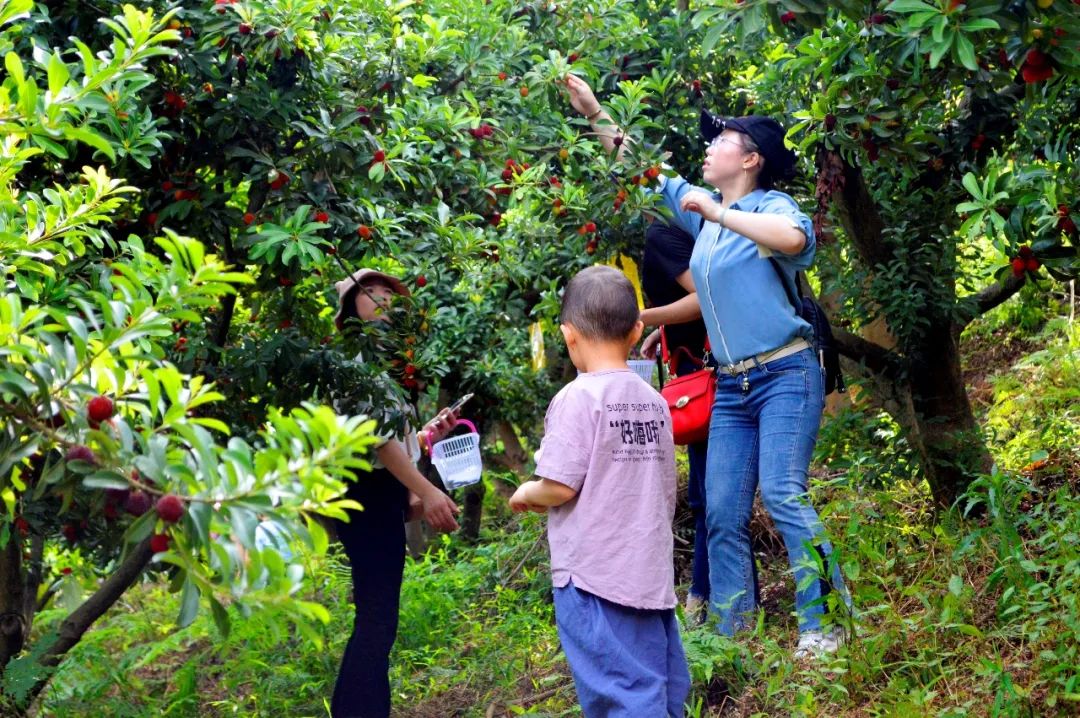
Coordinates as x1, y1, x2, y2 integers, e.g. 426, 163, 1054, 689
534, 387, 593, 491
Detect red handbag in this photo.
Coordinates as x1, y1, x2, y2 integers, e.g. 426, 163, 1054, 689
658, 328, 715, 446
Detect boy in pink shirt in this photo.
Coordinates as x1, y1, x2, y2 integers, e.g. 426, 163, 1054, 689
510, 265, 690, 717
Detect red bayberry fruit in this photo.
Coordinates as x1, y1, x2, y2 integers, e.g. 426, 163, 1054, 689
780, 11, 796, 24
278, 277, 295, 287
358, 224, 372, 239
1024, 257, 1040, 272
416, 275, 427, 288
156, 494, 184, 523
404, 364, 417, 376
14, 517, 29, 537
243, 212, 256, 225
868, 13, 889, 24
162, 181, 173, 192
1010, 257, 1026, 277
645, 166, 660, 180
612, 135, 623, 147
886, 78, 900, 90
490, 212, 502, 226
519, 85, 529, 98
1018, 245, 1034, 259
568, 52, 579, 62
585, 240, 597, 255
62, 524, 77, 542
87, 395, 115, 423
238, 22, 252, 34
314, 210, 329, 222
66, 445, 97, 465
1021, 49, 1054, 83
150, 533, 170, 553
585, 221, 597, 233
373, 149, 386, 163
125, 490, 152, 516
498, 71, 508, 81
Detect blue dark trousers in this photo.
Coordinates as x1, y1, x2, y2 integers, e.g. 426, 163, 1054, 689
674, 355, 711, 603
554, 581, 690, 717
331, 469, 408, 718
686, 439, 710, 601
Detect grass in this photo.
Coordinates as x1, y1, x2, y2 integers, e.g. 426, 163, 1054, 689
33, 304, 1080, 717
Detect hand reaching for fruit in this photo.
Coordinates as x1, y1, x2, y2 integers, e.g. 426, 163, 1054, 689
563, 74, 601, 118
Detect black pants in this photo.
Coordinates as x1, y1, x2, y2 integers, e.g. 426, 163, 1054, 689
331, 468, 408, 718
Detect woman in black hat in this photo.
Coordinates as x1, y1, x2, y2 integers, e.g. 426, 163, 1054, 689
330, 268, 461, 716
564, 75, 847, 658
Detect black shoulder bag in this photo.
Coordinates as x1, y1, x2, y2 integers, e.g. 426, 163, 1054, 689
768, 259, 846, 395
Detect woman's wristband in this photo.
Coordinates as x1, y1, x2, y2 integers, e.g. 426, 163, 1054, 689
585, 108, 603, 121
716, 206, 728, 228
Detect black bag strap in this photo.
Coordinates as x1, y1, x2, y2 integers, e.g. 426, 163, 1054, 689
767, 257, 802, 311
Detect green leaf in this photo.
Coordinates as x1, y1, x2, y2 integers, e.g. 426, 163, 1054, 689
177, 575, 201, 628
884, 0, 937, 12
46, 52, 71, 98
954, 33, 977, 72
209, 596, 231, 638
961, 172, 982, 200
61, 126, 117, 161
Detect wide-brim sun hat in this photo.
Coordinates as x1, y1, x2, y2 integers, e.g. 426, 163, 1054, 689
333, 268, 410, 330
700, 108, 797, 180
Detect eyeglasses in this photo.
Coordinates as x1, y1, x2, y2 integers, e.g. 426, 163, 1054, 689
709, 134, 755, 153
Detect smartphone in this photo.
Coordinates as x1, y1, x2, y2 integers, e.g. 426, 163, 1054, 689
448, 392, 474, 414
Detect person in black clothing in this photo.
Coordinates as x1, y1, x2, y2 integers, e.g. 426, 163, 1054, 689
330, 269, 461, 718
638, 221, 712, 620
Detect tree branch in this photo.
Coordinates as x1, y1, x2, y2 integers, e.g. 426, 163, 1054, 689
955, 273, 1026, 329
28, 538, 153, 700
833, 326, 904, 378
820, 149, 891, 269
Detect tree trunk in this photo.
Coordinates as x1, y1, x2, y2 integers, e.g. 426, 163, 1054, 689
22, 538, 153, 705
904, 326, 992, 508
823, 149, 993, 505
0, 534, 27, 675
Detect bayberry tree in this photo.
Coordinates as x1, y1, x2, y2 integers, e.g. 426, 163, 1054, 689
688, 0, 1079, 505
0, 4, 377, 710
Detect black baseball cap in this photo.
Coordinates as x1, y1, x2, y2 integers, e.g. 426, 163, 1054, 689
700, 109, 797, 183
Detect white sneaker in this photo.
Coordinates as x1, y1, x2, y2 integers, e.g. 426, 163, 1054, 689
793, 630, 841, 659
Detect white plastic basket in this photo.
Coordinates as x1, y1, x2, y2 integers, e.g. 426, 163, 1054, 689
430, 419, 483, 490
628, 358, 657, 385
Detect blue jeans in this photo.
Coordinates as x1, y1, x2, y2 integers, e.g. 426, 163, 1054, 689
705, 348, 846, 634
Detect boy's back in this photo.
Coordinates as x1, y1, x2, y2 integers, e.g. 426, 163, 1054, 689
536, 369, 677, 610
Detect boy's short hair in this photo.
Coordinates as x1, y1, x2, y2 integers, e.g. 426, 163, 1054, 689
560, 265, 640, 341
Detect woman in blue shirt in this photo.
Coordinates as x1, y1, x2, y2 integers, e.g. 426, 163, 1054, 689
564, 75, 847, 657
